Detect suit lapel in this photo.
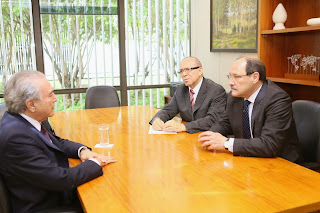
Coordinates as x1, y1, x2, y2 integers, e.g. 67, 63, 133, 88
12, 114, 63, 152
193, 78, 207, 113
251, 81, 267, 136
31, 125, 62, 152
183, 86, 193, 116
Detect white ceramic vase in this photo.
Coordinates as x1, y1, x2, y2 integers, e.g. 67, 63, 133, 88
272, 3, 287, 30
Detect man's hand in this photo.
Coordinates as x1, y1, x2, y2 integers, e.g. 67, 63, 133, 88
152, 117, 165, 130
93, 154, 116, 167
198, 131, 227, 150
80, 148, 97, 162
80, 148, 116, 166
163, 119, 187, 132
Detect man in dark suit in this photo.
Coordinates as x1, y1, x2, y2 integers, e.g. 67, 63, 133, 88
199, 57, 301, 162
0, 70, 116, 213
149, 57, 226, 134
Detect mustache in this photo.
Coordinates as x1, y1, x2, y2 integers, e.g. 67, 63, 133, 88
230, 86, 237, 90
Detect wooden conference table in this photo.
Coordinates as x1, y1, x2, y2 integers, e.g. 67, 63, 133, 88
49, 106, 320, 213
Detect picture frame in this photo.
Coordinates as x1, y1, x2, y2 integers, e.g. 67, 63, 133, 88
210, 0, 258, 52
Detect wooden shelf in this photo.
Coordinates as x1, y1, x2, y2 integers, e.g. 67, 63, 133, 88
261, 25, 320, 35
268, 77, 320, 87
258, 0, 320, 102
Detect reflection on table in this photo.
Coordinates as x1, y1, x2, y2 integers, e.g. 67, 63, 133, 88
50, 106, 320, 213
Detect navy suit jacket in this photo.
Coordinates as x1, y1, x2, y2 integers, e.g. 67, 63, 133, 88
210, 79, 302, 162
0, 112, 103, 213
150, 77, 227, 133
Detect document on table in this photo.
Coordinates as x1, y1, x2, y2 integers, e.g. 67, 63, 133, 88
148, 126, 177, 134
94, 144, 114, 148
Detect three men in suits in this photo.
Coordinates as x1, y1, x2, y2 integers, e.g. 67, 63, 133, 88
0, 71, 116, 213
198, 57, 301, 162
150, 57, 227, 133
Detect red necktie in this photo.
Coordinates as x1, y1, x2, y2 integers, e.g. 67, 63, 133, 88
190, 89, 195, 109
41, 124, 51, 141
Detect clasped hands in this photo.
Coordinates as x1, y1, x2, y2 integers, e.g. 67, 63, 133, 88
198, 131, 228, 150
152, 118, 186, 132
80, 148, 116, 167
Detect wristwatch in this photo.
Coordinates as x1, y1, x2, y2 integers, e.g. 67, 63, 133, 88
224, 138, 230, 150
80, 146, 88, 153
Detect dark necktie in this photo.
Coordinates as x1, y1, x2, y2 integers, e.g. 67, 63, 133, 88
243, 100, 251, 139
190, 89, 195, 109
41, 124, 51, 141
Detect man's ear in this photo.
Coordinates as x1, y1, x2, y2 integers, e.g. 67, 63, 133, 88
199, 67, 203, 76
252, 72, 260, 84
25, 99, 36, 112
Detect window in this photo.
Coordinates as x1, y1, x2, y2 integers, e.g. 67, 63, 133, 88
0, 0, 36, 99
0, 0, 190, 110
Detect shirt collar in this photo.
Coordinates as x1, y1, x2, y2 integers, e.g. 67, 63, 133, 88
20, 113, 41, 131
189, 77, 203, 95
246, 84, 263, 104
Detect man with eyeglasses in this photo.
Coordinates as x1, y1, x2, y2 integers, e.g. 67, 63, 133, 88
198, 56, 302, 163
149, 57, 227, 133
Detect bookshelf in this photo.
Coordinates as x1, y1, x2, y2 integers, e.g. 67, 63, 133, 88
258, 0, 320, 102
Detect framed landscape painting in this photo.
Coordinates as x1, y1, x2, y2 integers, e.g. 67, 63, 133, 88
210, 0, 258, 52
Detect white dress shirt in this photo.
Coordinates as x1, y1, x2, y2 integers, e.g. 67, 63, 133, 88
189, 77, 203, 105
227, 84, 263, 152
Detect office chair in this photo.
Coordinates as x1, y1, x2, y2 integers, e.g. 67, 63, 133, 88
1, 173, 83, 213
292, 100, 320, 172
0, 175, 11, 213
85, 85, 120, 109
0, 103, 6, 121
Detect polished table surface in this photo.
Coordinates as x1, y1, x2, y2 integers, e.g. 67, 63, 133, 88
49, 106, 320, 213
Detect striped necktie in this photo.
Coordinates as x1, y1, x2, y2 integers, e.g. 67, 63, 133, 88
190, 89, 195, 109
242, 100, 251, 139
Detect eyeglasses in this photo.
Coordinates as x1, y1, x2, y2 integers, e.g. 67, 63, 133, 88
178, 66, 201, 74
227, 73, 253, 81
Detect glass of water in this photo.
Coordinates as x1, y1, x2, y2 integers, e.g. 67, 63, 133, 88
98, 124, 111, 147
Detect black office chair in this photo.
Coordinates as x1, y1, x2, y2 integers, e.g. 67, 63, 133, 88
0, 103, 6, 121
292, 100, 320, 172
0, 175, 11, 213
0, 173, 83, 213
85, 85, 120, 109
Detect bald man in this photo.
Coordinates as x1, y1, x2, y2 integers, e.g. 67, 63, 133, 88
149, 57, 227, 134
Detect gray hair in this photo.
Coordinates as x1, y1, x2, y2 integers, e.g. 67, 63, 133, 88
4, 70, 45, 114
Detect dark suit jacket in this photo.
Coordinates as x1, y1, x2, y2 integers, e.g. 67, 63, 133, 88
0, 112, 103, 213
210, 79, 301, 162
150, 77, 227, 133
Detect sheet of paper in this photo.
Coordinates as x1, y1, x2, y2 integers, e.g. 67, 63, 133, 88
94, 144, 114, 148
148, 126, 177, 134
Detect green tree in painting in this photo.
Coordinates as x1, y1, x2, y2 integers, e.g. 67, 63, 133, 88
212, 0, 257, 50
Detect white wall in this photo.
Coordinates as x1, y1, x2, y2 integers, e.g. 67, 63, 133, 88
190, 0, 257, 92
